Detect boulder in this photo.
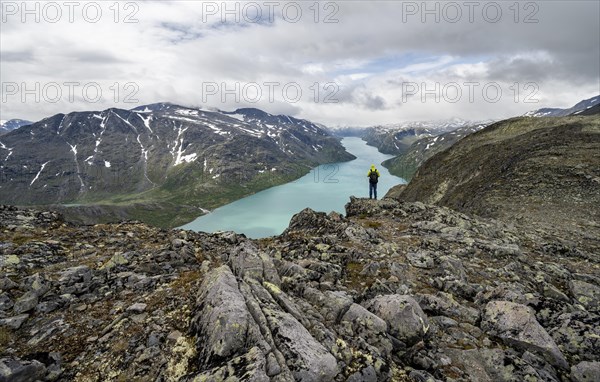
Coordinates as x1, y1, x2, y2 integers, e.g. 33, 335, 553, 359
0, 314, 29, 330
0, 294, 13, 311
571, 361, 600, 382
265, 309, 339, 382
481, 300, 568, 369
406, 251, 435, 269
13, 292, 38, 315
340, 303, 392, 356
417, 292, 480, 325
364, 294, 429, 347
570, 280, 600, 312
190, 266, 262, 366
0, 357, 46, 382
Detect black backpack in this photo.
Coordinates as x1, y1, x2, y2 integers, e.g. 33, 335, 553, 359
369, 170, 379, 184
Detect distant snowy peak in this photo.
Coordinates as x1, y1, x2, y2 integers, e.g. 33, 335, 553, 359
372, 117, 492, 133
571, 103, 600, 116
524, 95, 600, 117
327, 118, 493, 135
0, 119, 32, 134
129, 104, 321, 132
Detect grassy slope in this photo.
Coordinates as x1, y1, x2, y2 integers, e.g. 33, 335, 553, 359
399, 115, 600, 250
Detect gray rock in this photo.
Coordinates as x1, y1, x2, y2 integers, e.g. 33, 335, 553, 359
0, 277, 18, 290
12, 292, 38, 314
542, 283, 570, 302
341, 303, 387, 334
0, 314, 29, 330
571, 361, 600, 382
551, 311, 600, 365
573, 273, 600, 285
439, 256, 467, 282
409, 369, 438, 382
127, 303, 147, 313
171, 238, 188, 249
430, 316, 458, 329
444, 348, 509, 382
0, 357, 46, 382
486, 243, 522, 257
58, 266, 91, 286
47, 354, 62, 381
360, 262, 381, 276
364, 294, 429, 347
188, 346, 270, 382
190, 266, 262, 366
35, 300, 61, 314
100, 252, 130, 270
0, 294, 13, 311
147, 332, 163, 348
344, 225, 370, 242
228, 242, 281, 286
302, 288, 352, 324
482, 300, 568, 369
406, 251, 435, 269
347, 365, 377, 382
340, 303, 392, 356
266, 309, 339, 382
22, 273, 50, 297
417, 292, 480, 325
265, 352, 281, 377
570, 280, 600, 312
166, 330, 182, 343
520, 351, 560, 381
475, 282, 535, 306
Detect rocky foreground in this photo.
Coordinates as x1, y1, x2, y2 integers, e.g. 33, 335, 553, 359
1, 197, 599, 381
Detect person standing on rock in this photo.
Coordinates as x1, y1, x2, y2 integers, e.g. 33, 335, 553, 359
367, 164, 380, 199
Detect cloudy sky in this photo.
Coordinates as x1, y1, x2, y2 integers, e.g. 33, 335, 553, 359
1, 0, 599, 126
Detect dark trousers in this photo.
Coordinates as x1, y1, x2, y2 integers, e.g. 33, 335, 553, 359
369, 182, 377, 199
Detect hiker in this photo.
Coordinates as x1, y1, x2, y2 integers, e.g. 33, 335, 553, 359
367, 164, 380, 199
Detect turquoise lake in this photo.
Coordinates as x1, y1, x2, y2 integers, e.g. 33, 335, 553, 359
180, 137, 406, 238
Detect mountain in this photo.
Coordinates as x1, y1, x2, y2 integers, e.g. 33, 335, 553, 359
2, 193, 598, 380
362, 118, 494, 155
384, 95, 600, 182
571, 103, 600, 116
0, 103, 354, 227
523, 95, 600, 117
397, 114, 600, 252
0, 119, 32, 135
382, 122, 492, 181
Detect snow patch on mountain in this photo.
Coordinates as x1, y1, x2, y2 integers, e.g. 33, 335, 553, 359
137, 113, 154, 134
113, 112, 138, 133
175, 108, 199, 117
226, 113, 245, 122
172, 126, 198, 166
524, 95, 600, 117
67, 142, 86, 192
30, 161, 50, 186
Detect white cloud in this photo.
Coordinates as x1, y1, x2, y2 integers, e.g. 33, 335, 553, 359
0, 0, 598, 126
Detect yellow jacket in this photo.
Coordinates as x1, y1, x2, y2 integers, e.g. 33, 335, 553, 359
367, 166, 380, 178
